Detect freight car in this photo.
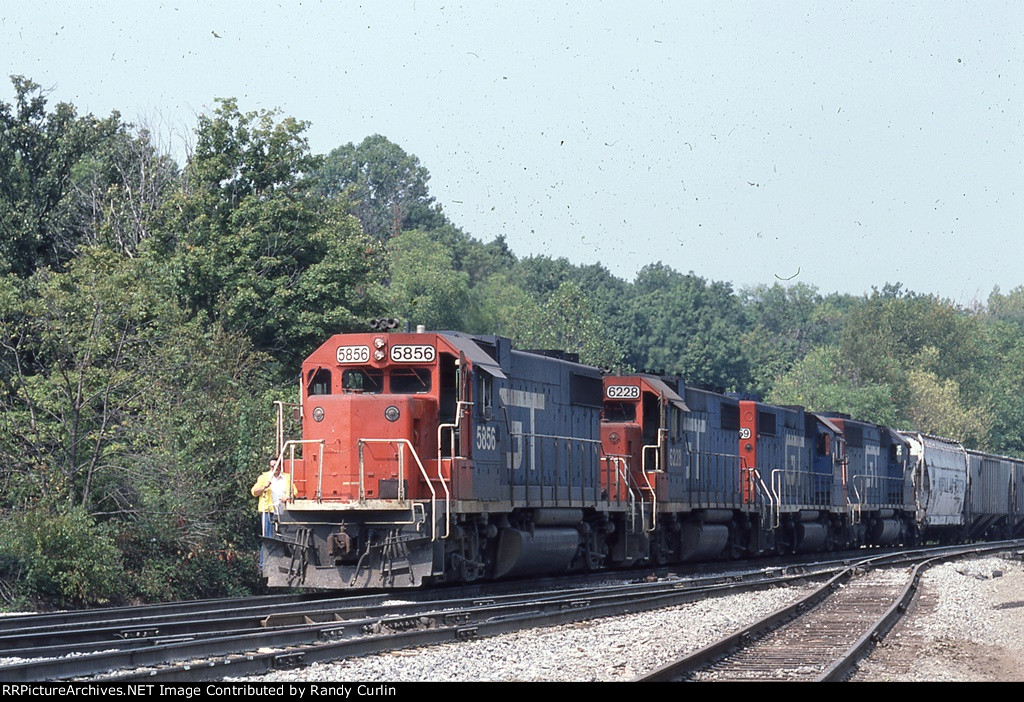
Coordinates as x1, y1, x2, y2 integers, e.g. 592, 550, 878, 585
259, 329, 1024, 589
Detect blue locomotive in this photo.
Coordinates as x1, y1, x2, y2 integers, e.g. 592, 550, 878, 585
260, 330, 1023, 589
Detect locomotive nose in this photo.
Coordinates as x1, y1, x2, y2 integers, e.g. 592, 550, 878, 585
303, 394, 436, 502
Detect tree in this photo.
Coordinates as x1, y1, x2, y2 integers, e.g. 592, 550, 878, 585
987, 285, 1024, 328
626, 263, 749, 390
516, 281, 623, 367
740, 283, 849, 395
75, 123, 179, 257
0, 76, 120, 276
839, 285, 984, 398
766, 346, 902, 426
165, 99, 385, 366
382, 230, 471, 330
316, 135, 443, 240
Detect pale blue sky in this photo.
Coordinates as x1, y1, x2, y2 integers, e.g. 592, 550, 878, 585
2, 1, 1021, 302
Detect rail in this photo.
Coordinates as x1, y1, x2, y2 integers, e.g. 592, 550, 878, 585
849, 473, 907, 509
505, 431, 604, 507
274, 400, 302, 458
638, 429, 667, 532
750, 468, 777, 529
357, 438, 438, 541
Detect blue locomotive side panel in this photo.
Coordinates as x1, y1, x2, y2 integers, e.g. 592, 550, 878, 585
749, 403, 818, 510
678, 386, 745, 508
808, 414, 845, 508
880, 429, 914, 508
498, 350, 604, 507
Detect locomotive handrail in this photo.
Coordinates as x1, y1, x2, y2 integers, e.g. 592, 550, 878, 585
641, 469, 658, 532
750, 468, 776, 529
506, 432, 603, 444
641, 428, 668, 474
503, 431, 603, 508
849, 473, 905, 504
638, 428, 667, 532
358, 438, 438, 542
848, 479, 863, 525
436, 400, 473, 541
275, 438, 325, 499
274, 400, 303, 458
604, 455, 639, 531
769, 467, 834, 528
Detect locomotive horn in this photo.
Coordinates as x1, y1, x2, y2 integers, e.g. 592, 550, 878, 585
369, 318, 380, 329
387, 318, 400, 329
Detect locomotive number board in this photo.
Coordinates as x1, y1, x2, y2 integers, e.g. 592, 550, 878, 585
390, 345, 437, 363
606, 385, 641, 399
336, 345, 371, 364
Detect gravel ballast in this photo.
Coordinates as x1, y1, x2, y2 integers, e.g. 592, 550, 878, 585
234, 554, 1024, 682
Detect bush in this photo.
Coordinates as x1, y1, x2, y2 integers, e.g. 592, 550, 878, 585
0, 504, 125, 609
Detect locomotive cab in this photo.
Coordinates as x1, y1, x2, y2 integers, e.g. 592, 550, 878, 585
292, 333, 468, 504
601, 375, 688, 525
264, 331, 499, 588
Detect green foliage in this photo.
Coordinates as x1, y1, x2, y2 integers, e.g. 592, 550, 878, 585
167, 100, 385, 365
626, 263, 749, 390
382, 229, 471, 330
905, 363, 991, 446
0, 248, 165, 510
517, 281, 624, 367
316, 134, 443, 240
977, 321, 1024, 456
75, 125, 179, 257
987, 285, 1024, 329
839, 285, 985, 397
0, 503, 124, 609
0, 76, 121, 277
766, 346, 902, 426
464, 272, 543, 338
740, 283, 848, 394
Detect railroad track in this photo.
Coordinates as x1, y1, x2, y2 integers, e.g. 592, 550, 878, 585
636, 542, 1021, 682
0, 567, 829, 682
3, 541, 1019, 682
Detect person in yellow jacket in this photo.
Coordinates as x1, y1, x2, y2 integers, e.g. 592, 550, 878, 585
251, 459, 294, 568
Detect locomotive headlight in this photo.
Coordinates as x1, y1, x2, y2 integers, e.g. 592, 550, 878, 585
313, 407, 325, 422
374, 337, 386, 349
385, 406, 400, 422
374, 350, 386, 361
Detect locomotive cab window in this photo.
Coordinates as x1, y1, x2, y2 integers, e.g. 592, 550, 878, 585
391, 367, 432, 394
602, 401, 637, 423
669, 406, 683, 439
342, 367, 384, 394
478, 373, 493, 419
307, 368, 332, 396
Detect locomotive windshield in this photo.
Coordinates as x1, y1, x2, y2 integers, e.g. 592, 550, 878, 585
390, 367, 432, 394
339, 366, 431, 394
602, 401, 637, 423
342, 367, 384, 393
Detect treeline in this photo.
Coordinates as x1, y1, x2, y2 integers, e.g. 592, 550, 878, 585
1, 77, 1022, 609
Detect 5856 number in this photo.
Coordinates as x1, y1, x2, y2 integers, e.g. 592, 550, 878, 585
390, 345, 436, 363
